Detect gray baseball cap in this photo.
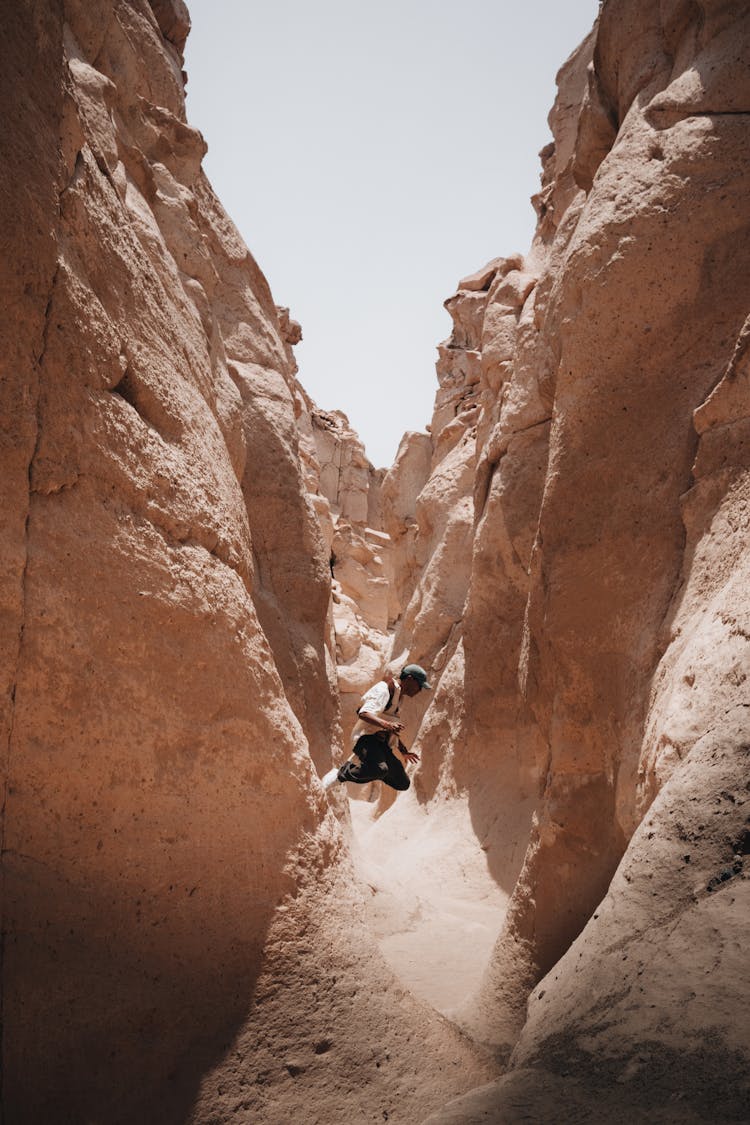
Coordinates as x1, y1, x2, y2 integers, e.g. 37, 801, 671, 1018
400, 663, 432, 690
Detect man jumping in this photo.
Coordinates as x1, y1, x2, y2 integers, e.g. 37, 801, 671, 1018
322, 664, 431, 792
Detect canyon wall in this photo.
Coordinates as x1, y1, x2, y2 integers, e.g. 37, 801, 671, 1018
295, 394, 394, 713
386, 0, 750, 1118
0, 4, 494, 1122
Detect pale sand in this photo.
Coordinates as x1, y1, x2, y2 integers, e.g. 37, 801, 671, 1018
348, 788, 509, 1015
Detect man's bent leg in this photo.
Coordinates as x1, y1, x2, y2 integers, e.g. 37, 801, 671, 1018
382, 748, 410, 791
338, 735, 389, 785
338, 759, 382, 785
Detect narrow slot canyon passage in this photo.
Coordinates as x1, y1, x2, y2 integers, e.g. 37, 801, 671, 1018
312, 399, 516, 1019
5, 3, 750, 1123
311, 357, 527, 1029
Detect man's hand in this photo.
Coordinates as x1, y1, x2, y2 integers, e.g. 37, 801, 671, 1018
398, 740, 419, 764
359, 710, 404, 735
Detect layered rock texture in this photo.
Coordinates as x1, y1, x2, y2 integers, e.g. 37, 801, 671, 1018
382, 1, 750, 1119
0, 4, 494, 1123
295, 397, 394, 711
3, 0, 750, 1123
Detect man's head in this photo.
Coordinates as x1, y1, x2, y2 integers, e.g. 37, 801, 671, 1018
399, 663, 431, 697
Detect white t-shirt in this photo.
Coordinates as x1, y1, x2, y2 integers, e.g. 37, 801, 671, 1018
350, 680, 402, 748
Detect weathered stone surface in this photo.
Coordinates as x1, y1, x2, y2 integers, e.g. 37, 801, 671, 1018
322, 3, 750, 1119
148, 0, 191, 61
425, 717, 750, 1124
294, 398, 396, 712
414, 1, 750, 1119
0, 5, 494, 1123
381, 430, 433, 621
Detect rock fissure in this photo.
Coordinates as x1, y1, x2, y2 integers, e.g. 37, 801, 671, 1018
29, 472, 82, 498
2, 252, 61, 760
0, 241, 61, 1110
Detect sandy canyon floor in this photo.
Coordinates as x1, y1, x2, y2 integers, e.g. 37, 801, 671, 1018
347, 788, 508, 1016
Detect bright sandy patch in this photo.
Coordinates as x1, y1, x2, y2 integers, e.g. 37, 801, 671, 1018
347, 787, 509, 1015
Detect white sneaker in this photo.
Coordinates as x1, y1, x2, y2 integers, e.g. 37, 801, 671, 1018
321, 767, 339, 791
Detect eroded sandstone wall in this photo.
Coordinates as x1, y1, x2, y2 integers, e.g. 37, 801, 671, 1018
295, 393, 395, 714
374, 254, 549, 957
0, 4, 495, 1122
407, 0, 750, 1117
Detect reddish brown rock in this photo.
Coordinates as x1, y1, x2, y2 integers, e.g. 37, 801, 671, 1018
0, 5, 494, 1123
414, 1, 750, 1120
345, 5, 750, 1121
295, 398, 394, 710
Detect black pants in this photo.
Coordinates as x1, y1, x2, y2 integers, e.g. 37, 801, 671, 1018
337, 734, 410, 791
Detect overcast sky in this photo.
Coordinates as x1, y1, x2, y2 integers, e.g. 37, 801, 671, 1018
184, 1, 600, 468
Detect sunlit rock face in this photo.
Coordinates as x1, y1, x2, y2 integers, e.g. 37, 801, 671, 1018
411, 0, 750, 1118
0, 4, 495, 1122
295, 395, 394, 714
